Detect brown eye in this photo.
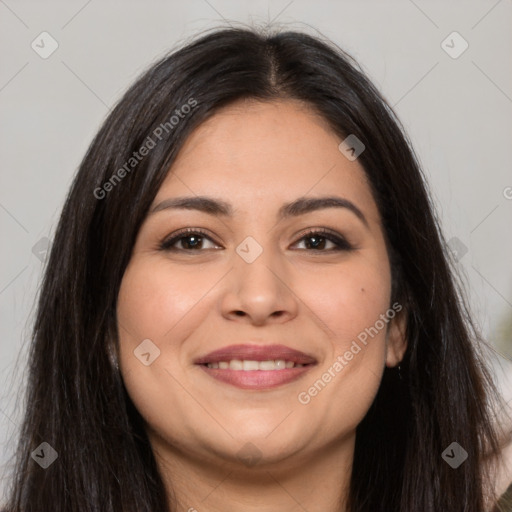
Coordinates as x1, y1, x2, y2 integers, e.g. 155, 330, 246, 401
160, 229, 221, 252
293, 229, 354, 252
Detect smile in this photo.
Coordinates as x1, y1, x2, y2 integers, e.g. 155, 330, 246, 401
194, 343, 317, 389
205, 359, 306, 370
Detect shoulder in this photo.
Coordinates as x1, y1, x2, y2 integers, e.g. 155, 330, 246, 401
492, 481, 512, 512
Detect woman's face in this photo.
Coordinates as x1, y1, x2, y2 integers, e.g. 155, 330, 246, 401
117, 99, 406, 472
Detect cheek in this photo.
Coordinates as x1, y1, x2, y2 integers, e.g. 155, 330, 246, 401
115, 259, 215, 441
115, 258, 204, 401
117, 257, 222, 341
293, 253, 391, 427
300, 254, 392, 351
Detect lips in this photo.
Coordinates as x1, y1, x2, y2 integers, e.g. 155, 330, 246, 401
194, 344, 317, 365
194, 344, 317, 390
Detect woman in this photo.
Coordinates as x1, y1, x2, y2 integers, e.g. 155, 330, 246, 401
3, 25, 510, 511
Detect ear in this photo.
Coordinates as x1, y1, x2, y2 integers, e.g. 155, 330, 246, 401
385, 306, 407, 368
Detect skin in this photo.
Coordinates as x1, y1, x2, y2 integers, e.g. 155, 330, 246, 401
116, 98, 407, 512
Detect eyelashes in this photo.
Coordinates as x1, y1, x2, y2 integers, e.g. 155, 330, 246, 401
159, 228, 218, 252
159, 227, 355, 253
292, 228, 354, 252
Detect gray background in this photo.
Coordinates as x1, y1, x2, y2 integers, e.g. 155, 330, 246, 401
1, 0, 511, 499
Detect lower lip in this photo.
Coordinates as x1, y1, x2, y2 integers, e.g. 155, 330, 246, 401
197, 364, 315, 390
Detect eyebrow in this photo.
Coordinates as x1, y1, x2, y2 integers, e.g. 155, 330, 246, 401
149, 195, 369, 228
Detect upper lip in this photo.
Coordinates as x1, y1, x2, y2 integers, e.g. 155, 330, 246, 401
194, 344, 317, 365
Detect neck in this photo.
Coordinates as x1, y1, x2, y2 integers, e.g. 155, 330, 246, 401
149, 430, 354, 512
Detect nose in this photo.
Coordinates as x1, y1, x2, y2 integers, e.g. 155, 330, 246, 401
220, 244, 299, 326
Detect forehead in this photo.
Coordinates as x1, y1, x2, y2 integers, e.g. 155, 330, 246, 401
154, 99, 379, 223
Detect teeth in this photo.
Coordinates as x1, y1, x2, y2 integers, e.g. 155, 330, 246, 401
242, 360, 259, 370
259, 360, 277, 370
229, 360, 243, 370
206, 359, 305, 370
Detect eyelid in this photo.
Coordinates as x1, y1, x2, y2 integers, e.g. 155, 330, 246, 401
160, 226, 354, 252
291, 227, 354, 251
159, 227, 221, 251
